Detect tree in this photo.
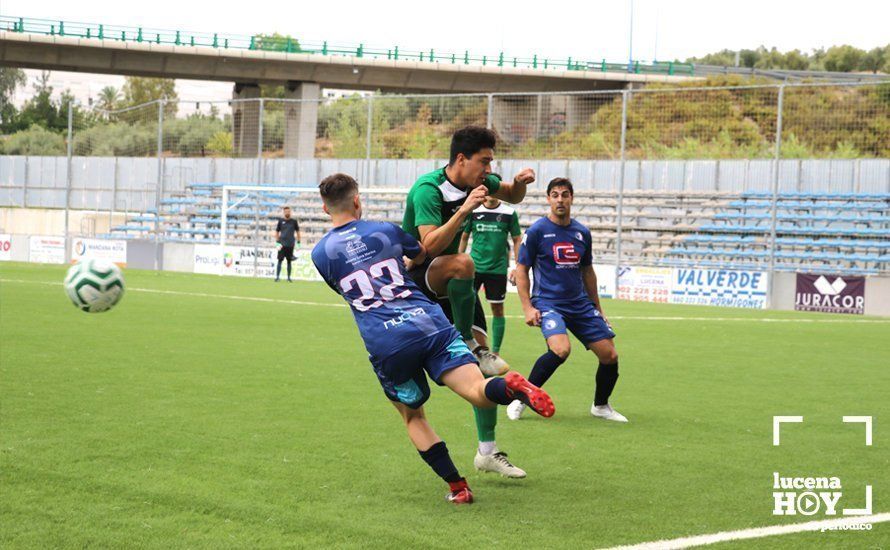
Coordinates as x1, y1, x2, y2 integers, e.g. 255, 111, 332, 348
121, 77, 178, 115
97, 86, 120, 112
0, 67, 27, 131
821, 45, 866, 72
252, 33, 302, 53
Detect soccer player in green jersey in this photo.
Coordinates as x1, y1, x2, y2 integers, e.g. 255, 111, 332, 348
403, 126, 535, 478
459, 195, 522, 354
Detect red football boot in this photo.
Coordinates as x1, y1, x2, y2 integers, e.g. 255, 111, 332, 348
504, 371, 555, 418
445, 478, 474, 504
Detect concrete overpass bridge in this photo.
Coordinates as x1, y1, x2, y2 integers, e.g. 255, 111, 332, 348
0, 15, 699, 156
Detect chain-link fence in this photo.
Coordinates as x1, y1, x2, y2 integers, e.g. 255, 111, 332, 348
1, 81, 887, 274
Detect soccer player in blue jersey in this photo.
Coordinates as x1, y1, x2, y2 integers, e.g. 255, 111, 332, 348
510, 177, 627, 423
311, 173, 555, 504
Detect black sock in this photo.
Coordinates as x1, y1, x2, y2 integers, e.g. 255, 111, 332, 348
529, 350, 566, 388
418, 441, 461, 483
483, 377, 512, 405
286, 260, 292, 279
594, 361, 619, 406
276, 260, 282, 279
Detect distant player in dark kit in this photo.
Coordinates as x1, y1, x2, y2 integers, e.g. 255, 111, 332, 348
274, 206, 302, 282
311, 173, 554, 504
510, 178, 628, 423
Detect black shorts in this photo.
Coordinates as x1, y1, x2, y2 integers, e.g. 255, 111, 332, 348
474, 272, 508, 303
277, 245, 295, 261
407, 258, 488, 335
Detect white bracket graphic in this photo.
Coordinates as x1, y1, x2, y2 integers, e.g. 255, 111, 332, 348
773, 416, 804, 446
843, 485, 873, 515
843, 416, 873, 446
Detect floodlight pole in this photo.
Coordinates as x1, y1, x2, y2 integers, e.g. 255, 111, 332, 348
254, 98, 264, 277
627, 0, 634, 72
155, 99, 165, 272
766, 84, 785, 307
64, 101, 73, 263
220, 186, 229, 276
615, 90, 629, 285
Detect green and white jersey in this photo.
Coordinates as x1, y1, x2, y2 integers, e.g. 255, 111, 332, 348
402, 167, 501, 257
463, 202, 521, 275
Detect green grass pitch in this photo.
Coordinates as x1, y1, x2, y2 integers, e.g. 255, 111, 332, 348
1, 262, 887, 548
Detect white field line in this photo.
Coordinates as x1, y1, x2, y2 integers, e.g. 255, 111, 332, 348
599, 513, 890, 550
2, 278, 889, 323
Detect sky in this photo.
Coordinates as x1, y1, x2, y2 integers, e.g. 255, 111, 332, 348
4, 0, 889, 107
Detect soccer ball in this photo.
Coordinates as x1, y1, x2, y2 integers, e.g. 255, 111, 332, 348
64, 259, 125, 313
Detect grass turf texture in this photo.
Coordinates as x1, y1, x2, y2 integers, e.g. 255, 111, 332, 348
1, 262, 887, 549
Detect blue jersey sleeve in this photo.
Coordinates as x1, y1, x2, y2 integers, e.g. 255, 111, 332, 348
580, 226, 593, 267
390, 223, 422, 259
517, 225, 538, 267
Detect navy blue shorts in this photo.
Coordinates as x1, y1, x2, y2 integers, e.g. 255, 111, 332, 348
533, 299, 616, 346
369, 327, 477, 409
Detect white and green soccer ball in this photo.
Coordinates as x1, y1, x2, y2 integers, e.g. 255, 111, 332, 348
64, 259, 125, 313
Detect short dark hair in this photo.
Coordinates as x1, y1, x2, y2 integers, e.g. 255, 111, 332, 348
449, 126, 497, 164
546, 177, 574, 196
283, 206, 291, 210
319, 173, 359, 211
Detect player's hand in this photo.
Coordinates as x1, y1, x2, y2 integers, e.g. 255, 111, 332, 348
508, 269, 517, 286
404, 256, 416, 271
513, 168, 536, 186
459, 185, 488, 215
524, 306, 541, 327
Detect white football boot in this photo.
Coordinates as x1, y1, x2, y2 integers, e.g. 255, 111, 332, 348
506, 399, 527, 420
591, 403, 628, 423
474, 451, 527, 478
465, 339, 509, 376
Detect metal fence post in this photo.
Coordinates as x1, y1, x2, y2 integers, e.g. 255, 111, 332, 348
486, 93, 494, 130
767, 85, 785, 301
63, 101, 73, 263
254, 98, 265, 277
155, 99, 164, 271
365, 95, 373, 185
615, 90, 629, 285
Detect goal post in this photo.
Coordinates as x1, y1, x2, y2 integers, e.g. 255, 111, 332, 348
216, 184, 408, 278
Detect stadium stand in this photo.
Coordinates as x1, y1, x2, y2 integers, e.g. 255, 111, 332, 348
103, 185, 889, 275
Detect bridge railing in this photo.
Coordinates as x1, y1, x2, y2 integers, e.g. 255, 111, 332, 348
0, 14, 695, 76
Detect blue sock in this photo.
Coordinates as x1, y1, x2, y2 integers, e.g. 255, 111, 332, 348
418, 441, 461, 483
483, 377, 513, 405
529, 350, 566, 388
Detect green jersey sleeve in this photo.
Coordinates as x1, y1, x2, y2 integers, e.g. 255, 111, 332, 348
412, 184, 443, 228
509, 212, 521, 237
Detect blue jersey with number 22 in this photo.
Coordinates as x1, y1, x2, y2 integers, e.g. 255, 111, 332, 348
311, 220, 454, 359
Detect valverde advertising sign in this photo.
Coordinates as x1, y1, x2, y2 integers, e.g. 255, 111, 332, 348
795, 274, 866, 315
670, 268, 768, 309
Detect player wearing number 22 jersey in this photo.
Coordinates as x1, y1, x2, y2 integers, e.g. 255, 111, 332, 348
310, 173, 554, 504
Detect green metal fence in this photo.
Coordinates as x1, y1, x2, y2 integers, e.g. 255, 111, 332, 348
0, 15, 695, 76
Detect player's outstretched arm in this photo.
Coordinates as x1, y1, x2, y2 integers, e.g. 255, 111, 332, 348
492, 168, 535, 204
515, 264, 540, 326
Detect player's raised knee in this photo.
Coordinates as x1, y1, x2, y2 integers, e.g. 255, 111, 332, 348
451, 253, 475, 279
